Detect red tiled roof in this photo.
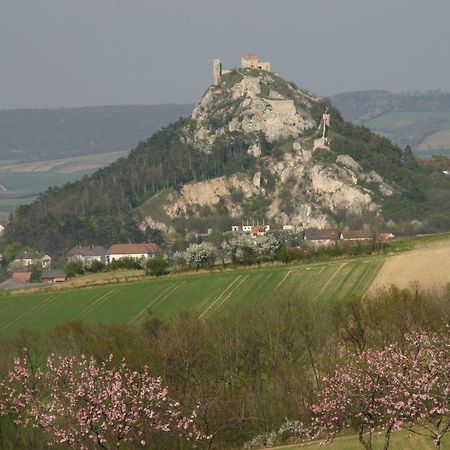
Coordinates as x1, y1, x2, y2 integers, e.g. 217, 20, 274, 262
242, 53, 259, 60
107, 243, 161, 255
252, 225, 266, 232
304, 229, 340, 241
12, 272, 32, 283
341, 230, 373, 240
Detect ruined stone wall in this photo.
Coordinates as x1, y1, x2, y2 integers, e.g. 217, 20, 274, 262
258, 62, 272, 71
213, 59, 222, 85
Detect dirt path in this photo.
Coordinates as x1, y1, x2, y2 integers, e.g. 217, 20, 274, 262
369, 240, 450, 291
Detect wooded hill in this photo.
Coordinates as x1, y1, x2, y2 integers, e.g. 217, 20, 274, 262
4, 73, 450, 254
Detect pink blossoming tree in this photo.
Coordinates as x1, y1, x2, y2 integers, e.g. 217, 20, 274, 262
311, 330, 450, 450
394, 332, 450, 449
0, 353, 207, 449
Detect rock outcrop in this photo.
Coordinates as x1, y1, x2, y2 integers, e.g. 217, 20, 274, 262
145, 68, 397, 230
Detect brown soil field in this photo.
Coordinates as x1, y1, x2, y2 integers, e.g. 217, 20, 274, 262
369, 240, 450, 291
417, 129, 450, 152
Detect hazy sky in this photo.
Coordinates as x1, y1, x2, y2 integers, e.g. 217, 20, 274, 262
2, 0, 450, 109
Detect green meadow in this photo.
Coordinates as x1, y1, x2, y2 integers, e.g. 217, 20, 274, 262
274, 428, 449, 450
0, 257, 383, 336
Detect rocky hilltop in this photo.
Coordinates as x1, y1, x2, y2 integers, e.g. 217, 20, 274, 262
4, 67, 450, 253
144, 69, 394, 231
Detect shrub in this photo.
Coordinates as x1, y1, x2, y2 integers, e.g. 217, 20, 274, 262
146, 258, 169, 277
85, 260, 106, 273
108, 257, 143, 271
64, 261, 85, 278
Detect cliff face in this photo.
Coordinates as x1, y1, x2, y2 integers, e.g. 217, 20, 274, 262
143, 69, 394, 230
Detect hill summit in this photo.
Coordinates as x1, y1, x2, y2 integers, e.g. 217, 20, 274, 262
4, 56, 450, 253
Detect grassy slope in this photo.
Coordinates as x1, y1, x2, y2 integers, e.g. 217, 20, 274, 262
134, 188, 174, 225
0, 257, 383, 336
272, 429, 449, 450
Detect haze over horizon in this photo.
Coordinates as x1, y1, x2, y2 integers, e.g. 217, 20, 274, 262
2, 0, 450, 109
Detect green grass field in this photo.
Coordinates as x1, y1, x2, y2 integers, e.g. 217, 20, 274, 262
273, 429, 449, 449
0, 257, 383, 336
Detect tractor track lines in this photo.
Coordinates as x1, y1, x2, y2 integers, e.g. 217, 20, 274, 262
199, 275, 243, 319
314, 263, 347, 300
213, 275, 250, 313
2, 295, 58, 330
76, 289, 119, 320
129, 282, 183, 326
273, 270, 292, 291
135, 282, 184, 325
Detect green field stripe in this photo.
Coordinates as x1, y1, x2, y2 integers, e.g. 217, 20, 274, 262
190, 276, 242, 315
240, 271, 288, 307
198, 275, 242, 319
1, 295, 57, 331
128, 282, 182, 325
314, 263, 347, 300
212, 274, 250, 314
76, 289, 119, 320
273, 269, 292, 291
354, 259, 385, 297
0, 293, 50, 327
135, 282, 185, 325
0, 257, 390, 335
322, 262, 360, 302
20, 294, 61, 321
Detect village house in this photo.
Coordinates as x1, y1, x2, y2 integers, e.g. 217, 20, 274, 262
41, 269, 66, 283
303, 228, 341, 247
251, 225, 269, 237
10, 251, 51, 271
12, 272, 32, 284
67, 245, 107, 265
233, 221, 271, 235
340, 230, 373, 242
106, 243, 161, 263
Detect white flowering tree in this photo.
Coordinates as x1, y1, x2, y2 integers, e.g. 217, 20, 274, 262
184, 242, 217, 270
224, 235, 280, 265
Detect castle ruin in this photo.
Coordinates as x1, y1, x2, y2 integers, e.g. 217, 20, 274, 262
241, 53, 271, 72
213, 53, 272, 85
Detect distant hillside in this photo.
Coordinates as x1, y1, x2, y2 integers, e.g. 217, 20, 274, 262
0, 104, 194, 221
5, 69, 450, 254
0, 104, 194, 162
331, 90, 450, 157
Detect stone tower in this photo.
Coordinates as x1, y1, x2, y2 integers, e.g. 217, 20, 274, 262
213, 59, 222, 85
241, 53, 272, 72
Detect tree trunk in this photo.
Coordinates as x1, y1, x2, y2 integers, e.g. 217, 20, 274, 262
358, 426, 372, 450
383, 423, 393, 450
